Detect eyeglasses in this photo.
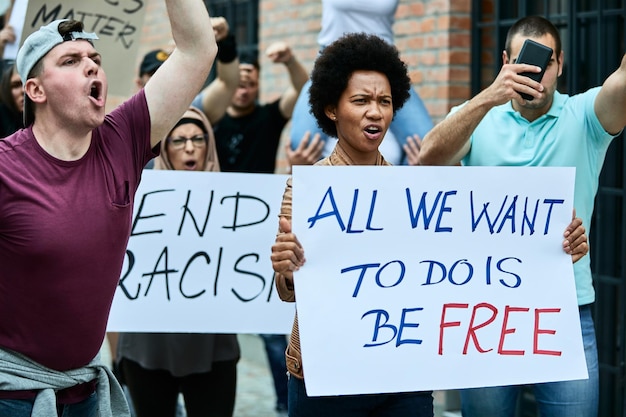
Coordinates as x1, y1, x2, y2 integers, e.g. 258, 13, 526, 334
167, 134, 208, 149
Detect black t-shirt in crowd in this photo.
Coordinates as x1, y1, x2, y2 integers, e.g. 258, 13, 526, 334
213, 100, 287, 173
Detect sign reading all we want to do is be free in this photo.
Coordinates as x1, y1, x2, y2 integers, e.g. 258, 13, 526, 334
291, 165, 588, 396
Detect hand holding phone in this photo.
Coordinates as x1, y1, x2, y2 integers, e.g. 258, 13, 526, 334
516, 39, 553, 101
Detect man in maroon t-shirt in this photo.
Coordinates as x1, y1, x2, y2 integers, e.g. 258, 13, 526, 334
0, 1, 217, 416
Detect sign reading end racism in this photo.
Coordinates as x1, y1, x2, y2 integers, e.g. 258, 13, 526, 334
107, 170, 294, 335
291, 165, 587, 396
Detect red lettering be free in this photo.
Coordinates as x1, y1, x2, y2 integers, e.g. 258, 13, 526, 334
439, 303, 562, 356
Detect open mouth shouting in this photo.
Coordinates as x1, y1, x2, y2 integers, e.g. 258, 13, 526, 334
364, 124, 384, 141
88, 80, 105, 107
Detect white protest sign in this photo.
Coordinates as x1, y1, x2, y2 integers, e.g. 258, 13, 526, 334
107, 169, 294, 334
291, 165, 587, 396
10, 0, 146, 96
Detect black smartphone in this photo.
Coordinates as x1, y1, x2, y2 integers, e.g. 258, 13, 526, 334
515, 39, 553, 101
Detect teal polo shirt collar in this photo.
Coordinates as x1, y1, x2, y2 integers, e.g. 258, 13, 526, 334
504, 90, 567, 121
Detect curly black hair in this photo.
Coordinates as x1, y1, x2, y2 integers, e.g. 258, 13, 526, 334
308, 32, 411, 138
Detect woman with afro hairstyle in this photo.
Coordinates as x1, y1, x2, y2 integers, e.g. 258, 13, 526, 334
270, 32, 434, 417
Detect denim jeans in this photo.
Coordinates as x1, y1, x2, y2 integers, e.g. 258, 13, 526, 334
260, 334, 289, 411
0, 391, 99, 417
290, 79, 434, 165
288, 376, 433, 417
461, 305, 599, 417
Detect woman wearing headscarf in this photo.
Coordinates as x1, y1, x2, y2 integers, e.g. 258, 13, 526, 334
117, 107, 240, 417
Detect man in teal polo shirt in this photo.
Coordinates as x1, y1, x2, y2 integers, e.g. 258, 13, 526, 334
419, 15, 626, 417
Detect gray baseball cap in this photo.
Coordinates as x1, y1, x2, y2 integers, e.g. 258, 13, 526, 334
17, 19, 99, 82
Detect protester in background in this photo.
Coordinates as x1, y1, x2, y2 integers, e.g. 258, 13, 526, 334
136, 48, 170, 89
137, 15, 240, 123
0, 0, 217, 414
289, 0, 433, 165
116, 108, 240, 417
138, 16, 239, 174
270, 32, 434, 417
193, 42, 311, 174
418, 15, 623, 417
0, 60, 22, 136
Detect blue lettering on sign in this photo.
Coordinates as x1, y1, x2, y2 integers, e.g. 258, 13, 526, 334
307, 187, 383, 233
341, 256, 523, 298
361, 307, 424, 348
469, 192, 564, 235
405, 189, 456, 232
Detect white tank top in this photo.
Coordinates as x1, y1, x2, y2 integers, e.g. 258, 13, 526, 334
317, 0, 398, 47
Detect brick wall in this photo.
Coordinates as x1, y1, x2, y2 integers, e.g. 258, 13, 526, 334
258, 0, 322, 173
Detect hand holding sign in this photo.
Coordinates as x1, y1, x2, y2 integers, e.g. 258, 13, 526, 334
563, 210, 588, 263
271, 215, 306, 280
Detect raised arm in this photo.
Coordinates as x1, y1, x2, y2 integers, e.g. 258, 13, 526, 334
265, 42, 309, 119
198, 17, 240, 124
418, 94, 489, 166
595, 53, 626, 136
144, 0, 217, 148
